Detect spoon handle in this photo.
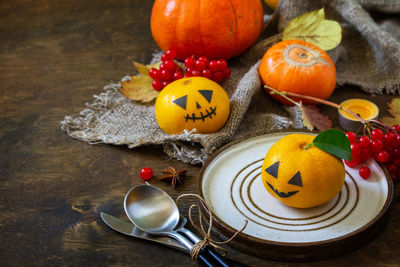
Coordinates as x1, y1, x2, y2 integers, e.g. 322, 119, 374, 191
198, 253, 218, 267
169, 232, 215, 267
201, 247, 250, 267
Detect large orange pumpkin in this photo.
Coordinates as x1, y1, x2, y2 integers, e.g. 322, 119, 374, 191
259, 39, 336, 105
150, 0, 264, 60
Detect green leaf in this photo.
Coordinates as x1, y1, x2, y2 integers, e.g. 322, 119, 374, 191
312, 129, 352, 161
282, 8, 342, 51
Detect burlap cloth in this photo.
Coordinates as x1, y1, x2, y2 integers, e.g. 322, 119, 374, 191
61, 0, 400, 165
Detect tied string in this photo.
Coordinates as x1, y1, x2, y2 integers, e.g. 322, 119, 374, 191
176, 193, 248, 261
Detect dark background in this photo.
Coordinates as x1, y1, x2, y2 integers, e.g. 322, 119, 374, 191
0, 0, 399, 266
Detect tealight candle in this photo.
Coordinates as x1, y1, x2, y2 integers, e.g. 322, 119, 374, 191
338, 99, 379, 132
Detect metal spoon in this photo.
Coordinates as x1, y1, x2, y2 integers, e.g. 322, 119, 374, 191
123, 184, 234, 267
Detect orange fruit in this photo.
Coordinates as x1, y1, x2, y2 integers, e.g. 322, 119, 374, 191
259, 39, 336, 105
261, 134, 345, 208
155, 77, 230, 134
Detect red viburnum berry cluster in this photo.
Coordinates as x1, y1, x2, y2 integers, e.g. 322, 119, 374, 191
149, 49, 231, 91
344, 125, 400, 182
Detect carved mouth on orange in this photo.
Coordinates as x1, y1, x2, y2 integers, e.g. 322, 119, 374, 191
267, 182, 299, 198
184, 106, 216, 122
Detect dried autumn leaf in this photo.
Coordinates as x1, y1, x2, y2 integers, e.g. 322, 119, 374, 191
120, 61, 161, 103
381, 98, 400, 125
282, 8, 342, 51
300, 103, 332, 131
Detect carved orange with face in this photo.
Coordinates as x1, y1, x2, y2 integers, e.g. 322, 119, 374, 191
155, 77, 230, 134
261, 134, 345, 208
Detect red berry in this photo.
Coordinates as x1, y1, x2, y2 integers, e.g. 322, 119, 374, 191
173, 71, 184, 80
394, 158, 400, 167
393, 147, 400, 158
346, 132, 357, 144
216, 59, 228, 71
164, 60, 176, 72
359, 166, 371, 179
394, 134, 400, 147
162, 80, 171, 88
360, 147, 372, 162
222, 68, 231, 79
186, 67, 193, 75
159, 63, 166, 71
161, 53, 168, 62
198, 56, 209, 65
195, 60, 207, 71
377, 150, 390, 163
371, 139, 384, 153
344, 158, 360, 168
140, 167, 153, 180
385, 163, 397, 175
209, 60, 219, 71
201, 69, 213, 79
212, 71, 224, 83
359, 136, 371, 148
191, 70, 200, 77
371, 129, 384, 141
164, 49, 176, 60
184, 57, 195, 68
392, 124, 400, 133
149, 68, 159, 79
160, 69, 172, 80
351, 143, 361, 157
384, 132, 396, 146
152, 80, 163, 91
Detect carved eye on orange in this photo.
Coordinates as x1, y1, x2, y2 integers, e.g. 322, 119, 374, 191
288, 171, 302, 187
173, 95, 187, 110
265, 161, 279, 178
198, 90, 213, 103
265, 161, 303, 187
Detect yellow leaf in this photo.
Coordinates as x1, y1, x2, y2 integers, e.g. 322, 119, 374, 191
282, 8, 342, 51
381, 98, 400, 125
120, 61, 161, 103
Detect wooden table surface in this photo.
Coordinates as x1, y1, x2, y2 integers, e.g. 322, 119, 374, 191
1, 1, 399, 266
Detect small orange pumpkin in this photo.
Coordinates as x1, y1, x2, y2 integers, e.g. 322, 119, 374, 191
259, 39, 336, 105
150, 0, 264, 60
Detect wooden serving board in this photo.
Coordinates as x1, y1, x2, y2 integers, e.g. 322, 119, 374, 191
198, 132, 393, 261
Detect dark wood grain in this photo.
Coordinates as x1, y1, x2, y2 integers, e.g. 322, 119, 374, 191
0, 1, 399, 266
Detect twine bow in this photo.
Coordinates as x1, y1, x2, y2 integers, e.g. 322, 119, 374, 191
176, 193, 248, 261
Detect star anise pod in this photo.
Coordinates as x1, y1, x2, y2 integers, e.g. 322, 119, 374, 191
159, 166, 187, 189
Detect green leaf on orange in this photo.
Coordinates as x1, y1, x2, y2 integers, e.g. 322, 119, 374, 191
282, 8, 342, 51
120, 61, 161, 103
312, 129, 352, 161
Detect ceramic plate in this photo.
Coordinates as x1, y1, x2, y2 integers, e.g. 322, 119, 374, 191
198, 132, 393, 260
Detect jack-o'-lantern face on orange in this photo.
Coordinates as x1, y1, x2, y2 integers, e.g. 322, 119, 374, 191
264, 161, 303, 198
261, 134, 346, 209
155, 77, 230, 134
